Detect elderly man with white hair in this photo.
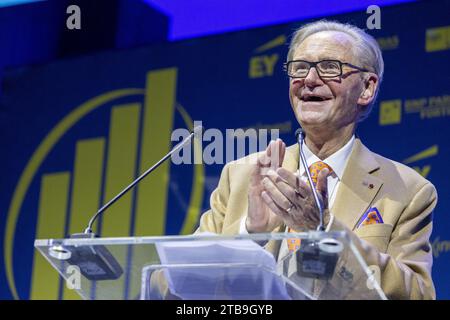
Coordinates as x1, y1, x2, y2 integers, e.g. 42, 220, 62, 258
197, 20, 436, 300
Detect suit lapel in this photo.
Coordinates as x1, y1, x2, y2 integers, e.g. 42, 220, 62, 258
330, 139, 383, 230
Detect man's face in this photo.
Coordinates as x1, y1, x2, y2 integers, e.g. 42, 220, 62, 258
289, 31, 368, 132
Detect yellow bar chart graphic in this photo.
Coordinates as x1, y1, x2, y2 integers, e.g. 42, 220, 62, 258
101, 104, 141, 237
63, 138, 106, 300
135, 68, 177, 237
31, 172, 70, 300
30, 68, 178, 299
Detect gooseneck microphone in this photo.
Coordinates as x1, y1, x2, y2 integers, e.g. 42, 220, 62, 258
294, 128, 341, 282
295, 128, 325, 231
63, 126, 204, 281
81, 125, 204, 235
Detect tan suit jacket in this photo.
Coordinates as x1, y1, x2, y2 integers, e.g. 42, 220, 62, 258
196, 138, 437, 299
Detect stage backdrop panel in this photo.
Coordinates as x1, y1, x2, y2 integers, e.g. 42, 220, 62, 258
0, 0, 449, 299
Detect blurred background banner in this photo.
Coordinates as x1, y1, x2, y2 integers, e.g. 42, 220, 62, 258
0, 0, 449, 299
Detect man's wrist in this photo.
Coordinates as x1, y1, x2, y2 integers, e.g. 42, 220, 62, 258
245, 216, 266, 233
240, 216, 269, 247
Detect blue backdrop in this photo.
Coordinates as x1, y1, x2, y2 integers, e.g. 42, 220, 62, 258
0, 0, 449, 299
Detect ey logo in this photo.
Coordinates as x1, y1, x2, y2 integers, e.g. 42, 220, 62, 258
248, 35, 285, 79
4, 68, 204, 300
403, 145, 438, 178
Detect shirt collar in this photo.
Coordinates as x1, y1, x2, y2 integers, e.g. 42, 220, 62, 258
299, 135, 355, 180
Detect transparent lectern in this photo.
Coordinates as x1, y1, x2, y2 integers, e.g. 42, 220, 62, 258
34, 231, 387, 300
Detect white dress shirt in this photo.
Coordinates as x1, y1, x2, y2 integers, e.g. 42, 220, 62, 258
239, 135, 356, 234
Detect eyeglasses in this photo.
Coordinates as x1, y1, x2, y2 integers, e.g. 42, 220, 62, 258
283, 59, 369, 79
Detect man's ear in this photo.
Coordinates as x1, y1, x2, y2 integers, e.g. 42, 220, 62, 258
357, 73, 379, 106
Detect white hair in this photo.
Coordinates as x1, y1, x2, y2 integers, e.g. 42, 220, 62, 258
287, 20, 384, 122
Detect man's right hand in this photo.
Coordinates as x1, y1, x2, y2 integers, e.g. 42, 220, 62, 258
246, 139, 286, 233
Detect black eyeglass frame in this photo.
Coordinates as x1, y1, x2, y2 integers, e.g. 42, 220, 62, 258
283, 59, 370, 79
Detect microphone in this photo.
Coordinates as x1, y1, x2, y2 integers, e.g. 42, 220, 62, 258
295, 128, 325, 231
61, 125, 204, 281
81, 125, 204, 236
294, 128, 341, 282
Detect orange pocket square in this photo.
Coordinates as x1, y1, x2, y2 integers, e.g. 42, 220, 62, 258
357, 207, 383, 228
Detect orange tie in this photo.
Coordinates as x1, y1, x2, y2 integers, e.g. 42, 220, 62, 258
307, 161, 333, 188
287, 161, 333, 252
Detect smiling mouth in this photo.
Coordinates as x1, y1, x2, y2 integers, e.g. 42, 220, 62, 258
300, 95, 331, 102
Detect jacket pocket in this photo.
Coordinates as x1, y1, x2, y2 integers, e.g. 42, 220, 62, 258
354, 223, 394, 253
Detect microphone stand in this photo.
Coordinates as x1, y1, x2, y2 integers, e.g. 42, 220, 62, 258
295, 128, 325, 231
294, 128, 340, 281
64, 126, 204, 281
82, 126, 203, 236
